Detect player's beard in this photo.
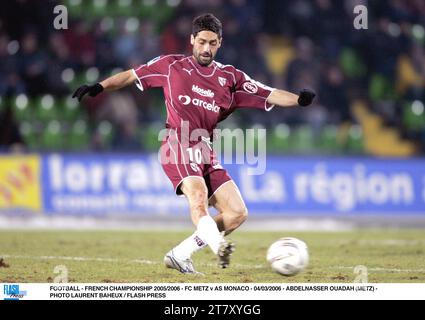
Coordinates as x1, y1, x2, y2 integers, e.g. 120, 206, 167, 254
195, 50, 214, 66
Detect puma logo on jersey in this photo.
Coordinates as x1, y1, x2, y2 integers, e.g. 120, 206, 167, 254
183, 68, 194, 75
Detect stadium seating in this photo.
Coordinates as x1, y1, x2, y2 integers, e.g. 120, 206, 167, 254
290, 126, 314, 154
19, 121, 40, 150
65, 0, 176, 27
369, 74, 395, 102
268, 124, 291, 153
113, 0, 135, 16
0, 96, 5, 114
264, 37, 294, 77
318, 125, 338, 154
41, 120, 64, 151
96, 120, 114, 149
68, 119, 90, 150
84, 68, 100, 84
346, 124, 364, 154
352, 100, 416, 156
340, 48, 366, 78
245, 124, 267, 155
4, 1, 422, 155
403, 100, 425, 131
69, 72, 87, 91
35, 95, 59, 122
89, 0, 109, 17
60, 96, 83, 122
142, 122, 163, 151
11, 95, 32, 122
66, 0, 84, 16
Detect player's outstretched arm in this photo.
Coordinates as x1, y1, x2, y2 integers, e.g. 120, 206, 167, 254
267, 88, 316, 108
72, 69, 137, 101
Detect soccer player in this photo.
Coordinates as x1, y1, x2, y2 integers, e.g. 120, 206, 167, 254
73, 13, 315, 274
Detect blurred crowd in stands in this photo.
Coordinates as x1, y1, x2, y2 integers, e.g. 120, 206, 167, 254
0, 0, 424, 154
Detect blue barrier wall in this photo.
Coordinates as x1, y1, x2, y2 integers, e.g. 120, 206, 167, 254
41, 154, 188, 215
39, 154, 425, 215
229, 156, 425, 215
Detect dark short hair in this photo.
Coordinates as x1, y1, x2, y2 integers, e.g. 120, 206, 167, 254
192, 13, 222, 38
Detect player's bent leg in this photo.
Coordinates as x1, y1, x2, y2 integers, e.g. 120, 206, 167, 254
180, 177, 225, 255
209, 180, 248, 235
167, 176, 234, 270
180, 176, 210, 225
164, 177, 208, 274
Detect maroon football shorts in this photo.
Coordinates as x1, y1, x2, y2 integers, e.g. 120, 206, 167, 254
160, 131, 232, 198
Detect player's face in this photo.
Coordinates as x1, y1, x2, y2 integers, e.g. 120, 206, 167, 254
191, 31, 222, 66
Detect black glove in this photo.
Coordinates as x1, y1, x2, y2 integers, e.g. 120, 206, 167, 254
72, 83, 104, 101
298, 89, 316, 107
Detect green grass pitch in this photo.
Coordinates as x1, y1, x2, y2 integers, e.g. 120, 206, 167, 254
0, 230, 424, 283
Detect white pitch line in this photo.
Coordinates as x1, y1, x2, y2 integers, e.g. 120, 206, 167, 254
2, 255, 423, 273
130, 259, 159, 265
355, 240, 425, 246
0, 254, 264, 269
333, 266, 425, 273
1, 254, 124, 263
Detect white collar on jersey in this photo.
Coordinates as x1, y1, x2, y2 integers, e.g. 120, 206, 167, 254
187, 56, 217, 77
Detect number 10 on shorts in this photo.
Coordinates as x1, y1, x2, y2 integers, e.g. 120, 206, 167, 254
187, 147, 203, 164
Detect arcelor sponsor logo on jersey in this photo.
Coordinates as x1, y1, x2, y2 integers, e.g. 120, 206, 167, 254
242, 81, 258, 94
192, 85, 215, 98
178, 95, 220, 113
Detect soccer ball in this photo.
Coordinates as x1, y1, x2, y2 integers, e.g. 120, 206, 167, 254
266, 237, 309, 276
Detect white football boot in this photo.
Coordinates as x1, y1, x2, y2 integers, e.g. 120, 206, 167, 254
164, 250, 204, 275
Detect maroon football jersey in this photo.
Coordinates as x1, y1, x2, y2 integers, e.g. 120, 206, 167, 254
133, 54, 275, 137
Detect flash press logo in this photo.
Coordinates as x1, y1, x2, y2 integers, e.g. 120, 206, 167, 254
3, 284, 27, 300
